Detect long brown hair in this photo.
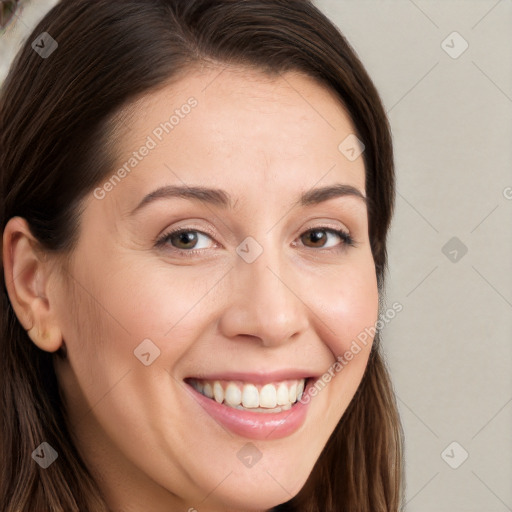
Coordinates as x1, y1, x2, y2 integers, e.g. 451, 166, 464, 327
0, 0, 404, 510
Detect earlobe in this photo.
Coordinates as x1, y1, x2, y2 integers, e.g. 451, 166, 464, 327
2, 216, 63, 353
27, 323, 63, 353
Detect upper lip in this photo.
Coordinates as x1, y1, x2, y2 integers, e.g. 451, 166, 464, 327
184, 369, 321, 385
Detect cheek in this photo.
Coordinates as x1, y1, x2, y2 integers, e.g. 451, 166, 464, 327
302, 258, 379, 412
74, 259, 225, 397
88, 259, 206, 340
314, 260, 379, 358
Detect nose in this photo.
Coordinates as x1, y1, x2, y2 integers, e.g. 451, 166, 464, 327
218, 249, 309, 347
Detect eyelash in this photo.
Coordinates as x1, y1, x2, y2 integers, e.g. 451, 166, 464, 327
155, 225, 356, 258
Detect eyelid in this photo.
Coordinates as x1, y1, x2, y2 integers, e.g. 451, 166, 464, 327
301, 220, 350, 236
157, 218, 351, 239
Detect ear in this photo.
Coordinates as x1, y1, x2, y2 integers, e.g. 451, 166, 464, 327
2, 216, 63, 353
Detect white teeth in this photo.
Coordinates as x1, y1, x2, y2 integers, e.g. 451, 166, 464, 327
203, 382, 213, 399
213, 381, 224, 404
276, 383, 289, 405
296, 379, 305, 401
224, 382, 242, 407
242, 384, 260, 408
288, 382, 297, 403
191, 378, 308, 412
259, 384, 277, 408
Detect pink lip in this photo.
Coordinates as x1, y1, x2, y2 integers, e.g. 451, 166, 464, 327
184, 378, 315, 440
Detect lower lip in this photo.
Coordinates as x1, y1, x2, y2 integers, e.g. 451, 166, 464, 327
185, 379, 313, 440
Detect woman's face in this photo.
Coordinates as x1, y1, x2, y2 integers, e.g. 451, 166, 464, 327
51, 66, 379, 511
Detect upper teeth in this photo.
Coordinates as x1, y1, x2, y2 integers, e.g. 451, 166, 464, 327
189, 378, 306, 410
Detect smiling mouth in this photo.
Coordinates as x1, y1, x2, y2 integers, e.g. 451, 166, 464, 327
185, 377, 310, 413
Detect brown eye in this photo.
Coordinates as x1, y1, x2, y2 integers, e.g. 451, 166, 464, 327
302, 229, 327, 248
299, 228, 354, 249
170, 230, 199, 249
157, 229, 215, 252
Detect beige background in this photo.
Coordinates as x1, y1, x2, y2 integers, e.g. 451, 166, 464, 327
1, 1, 511, 510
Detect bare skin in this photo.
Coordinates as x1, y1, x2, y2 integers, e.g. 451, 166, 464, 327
3, 65, 378, 511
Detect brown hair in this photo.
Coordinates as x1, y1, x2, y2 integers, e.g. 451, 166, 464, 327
0, 0, 404, 510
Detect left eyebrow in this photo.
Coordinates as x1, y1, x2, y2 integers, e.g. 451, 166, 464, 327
129, 183, 367, 216
294, 183, 367, 208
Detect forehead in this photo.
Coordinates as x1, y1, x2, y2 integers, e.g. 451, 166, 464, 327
100, 65, 366, 216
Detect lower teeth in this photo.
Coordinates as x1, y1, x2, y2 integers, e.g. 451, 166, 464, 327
231, 403, 293, 413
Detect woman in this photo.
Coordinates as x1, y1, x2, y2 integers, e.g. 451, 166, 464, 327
0, 0, 404, 510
